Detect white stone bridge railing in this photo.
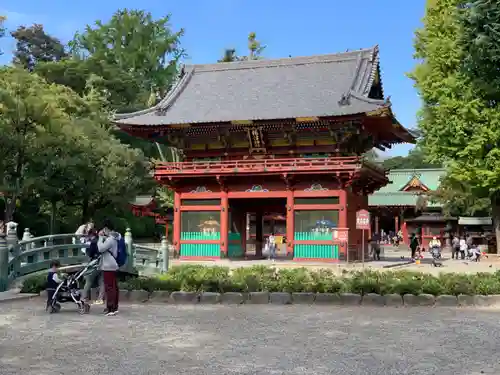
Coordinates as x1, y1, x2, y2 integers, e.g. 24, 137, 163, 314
0, 223, 172, 292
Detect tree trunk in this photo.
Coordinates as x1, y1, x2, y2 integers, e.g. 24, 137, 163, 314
491, 199, 500, 255
3, 197, 16, 223
50, 200, 57, 234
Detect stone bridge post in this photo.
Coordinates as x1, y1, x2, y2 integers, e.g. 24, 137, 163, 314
124, 228, 134, 273
6, 222, 19, 278
0, 234, 8, 292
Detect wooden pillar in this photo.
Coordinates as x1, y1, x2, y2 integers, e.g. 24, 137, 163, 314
339, 189, 348, 260
394, 214, 399, 233
220, 190, 229, 256
255, 212, 263, 257
375, 215, 379, 234
286, 190, 294, 257
173, 191, 181, 256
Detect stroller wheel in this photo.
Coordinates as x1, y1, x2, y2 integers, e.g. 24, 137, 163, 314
79, 303, 91, 315
50, 303, 61, 314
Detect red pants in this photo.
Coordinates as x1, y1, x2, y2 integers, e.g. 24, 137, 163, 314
103, 271, 119, 312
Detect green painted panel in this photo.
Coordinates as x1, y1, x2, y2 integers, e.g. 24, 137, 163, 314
294, 244, 338, 259
294, 232, 338, 259
294, 232, 332, 241
228, 233, 244, 258
180, 243, 220, 257
181, 232, 220, 240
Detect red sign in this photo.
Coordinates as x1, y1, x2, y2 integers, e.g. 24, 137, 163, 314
356, 209, 371, 230
336, 229, 349, 242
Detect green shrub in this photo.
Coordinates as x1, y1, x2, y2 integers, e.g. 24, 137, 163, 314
20, 273, 47, 294
310, 269, 346, 293
471, 273, 500, 295
20, 263, 500, 297
276, 268, 315, 293
439, 273, 475, 296
347, 271, 382, 295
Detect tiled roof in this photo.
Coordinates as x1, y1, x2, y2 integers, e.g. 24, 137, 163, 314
368, 168, 445, 207
114, 46, 396, 126
376, 169, 445, 193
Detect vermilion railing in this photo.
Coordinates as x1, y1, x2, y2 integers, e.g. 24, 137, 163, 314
154, 157, 380, 176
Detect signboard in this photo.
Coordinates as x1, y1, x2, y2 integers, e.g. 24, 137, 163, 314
333, 229, 348, 242
356, 210, 371, 230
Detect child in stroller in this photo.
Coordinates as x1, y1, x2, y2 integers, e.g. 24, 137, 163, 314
466, 244, 482, 262
46, 257, 100, 314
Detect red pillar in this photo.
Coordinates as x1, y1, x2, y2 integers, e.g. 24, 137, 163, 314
286, 190, 294, 257
220, 190, 228, 256
173, 191, 181, 256
339, 189, 348, 259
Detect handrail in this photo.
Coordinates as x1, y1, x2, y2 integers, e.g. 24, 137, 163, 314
154, 157, 364, 175
18, 233, 84, 245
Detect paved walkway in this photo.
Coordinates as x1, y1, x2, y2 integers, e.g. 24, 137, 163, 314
0, 300, 499, 375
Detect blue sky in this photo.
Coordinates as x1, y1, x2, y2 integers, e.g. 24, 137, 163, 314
1, 0, 425, 156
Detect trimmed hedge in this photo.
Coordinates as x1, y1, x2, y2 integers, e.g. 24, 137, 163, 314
21, 265, 500, 296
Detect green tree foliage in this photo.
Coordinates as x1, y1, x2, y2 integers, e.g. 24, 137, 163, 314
68, 9, 185, 101
410, 0, 500, 252
460, 0, 500, 102
381, 147, 442, 169
34, 10, 185, 161
431, 174, 490, 217
10, 24, 67, 71
218, 32, 266, 62
0, 67, 150, 232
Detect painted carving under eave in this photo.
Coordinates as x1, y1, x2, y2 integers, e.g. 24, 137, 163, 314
190, 186, 212, 193
246, 185, 269, 192
304, 183, 328, 192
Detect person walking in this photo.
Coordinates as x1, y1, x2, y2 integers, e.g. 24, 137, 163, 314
97, 220, 120, 316
459, 235, 468, 260
451, 234, 460, 260
268, 233, 277, 261
409, 233, 420, 260
81, 229, 105, 305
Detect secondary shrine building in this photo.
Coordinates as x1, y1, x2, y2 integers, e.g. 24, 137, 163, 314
114, 46, 415, 262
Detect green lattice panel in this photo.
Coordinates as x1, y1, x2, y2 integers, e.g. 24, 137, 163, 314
180, 243, 220, 257
181, 232, 220, 240
294, 244, 339, 259
228, 233, 244, 258
294, 232, 338, 259
294, 232, 332, 241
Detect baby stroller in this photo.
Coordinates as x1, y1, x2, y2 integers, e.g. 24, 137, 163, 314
466, 245, 482, 262
47, 258, 99, 314
430, 245, 443, 267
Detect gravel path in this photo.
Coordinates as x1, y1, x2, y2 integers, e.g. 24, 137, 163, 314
0, 300, 499, 375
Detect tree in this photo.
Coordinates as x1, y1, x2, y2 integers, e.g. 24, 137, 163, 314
69, 9, 185, 100
410, 0, 500, 252
218, 32, 266, 62
431, 174, 490, 217
10, 24, 67, 71
460, 0, 500, 103
0, 67, 151, 229
382, 146, 442, 169
218, 48, 238, 63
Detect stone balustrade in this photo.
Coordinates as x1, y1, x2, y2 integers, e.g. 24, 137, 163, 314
0, 223, 170, 292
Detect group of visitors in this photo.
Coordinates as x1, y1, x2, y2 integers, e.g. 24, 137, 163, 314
379, 229, 403, 246
451, 234, 475, 260
49, 219, 122, 316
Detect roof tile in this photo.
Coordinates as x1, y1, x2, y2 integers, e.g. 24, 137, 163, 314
114, 46, 391, 126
